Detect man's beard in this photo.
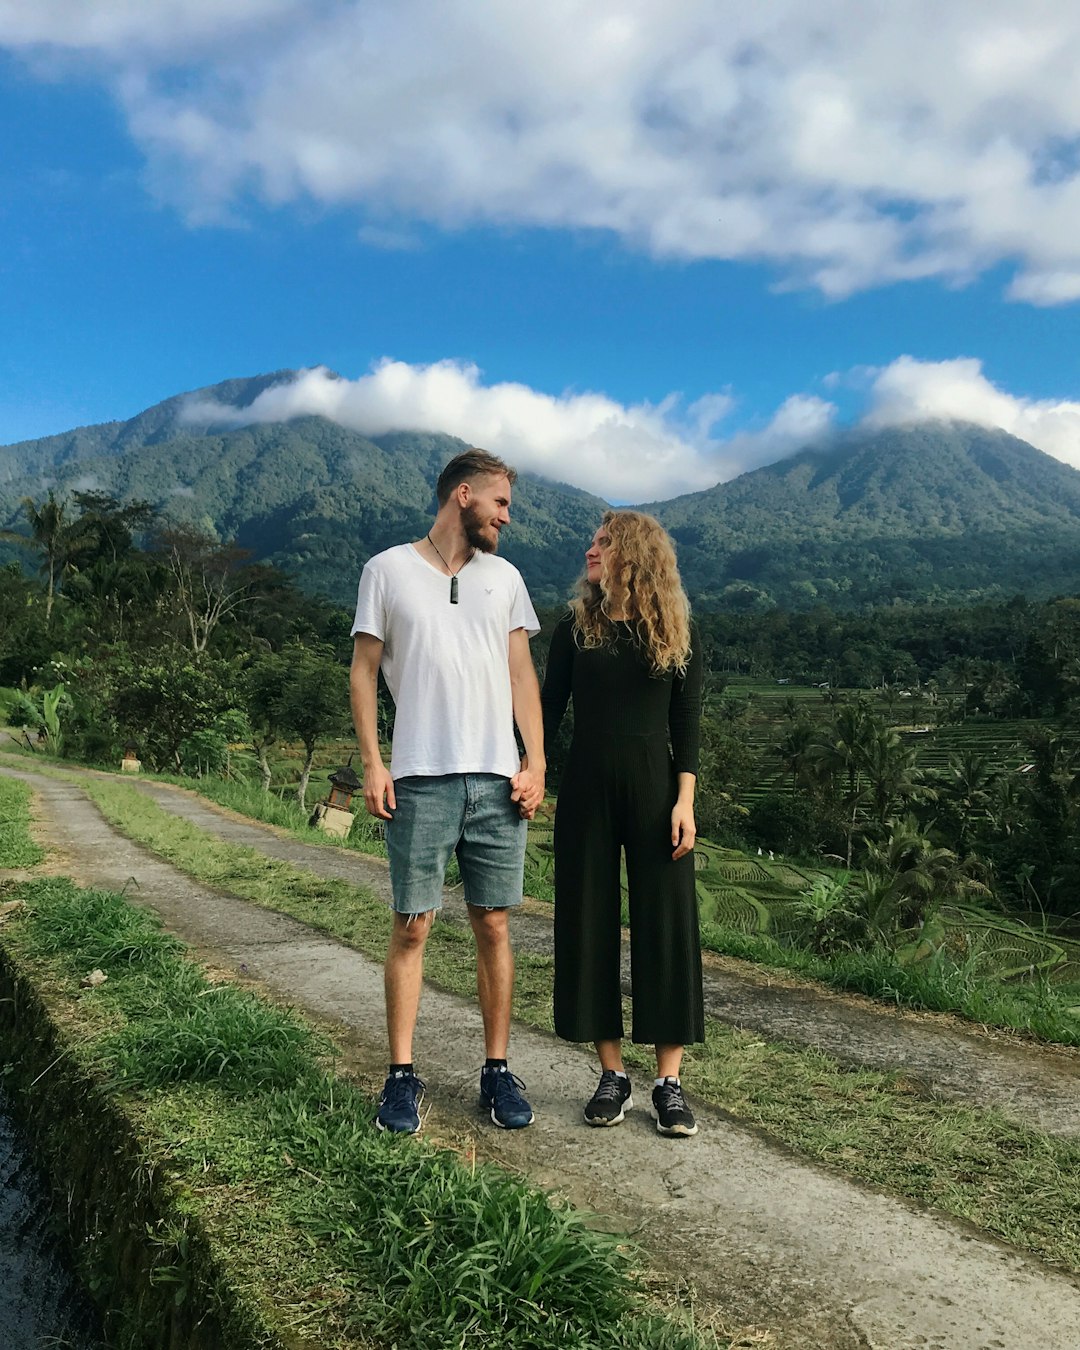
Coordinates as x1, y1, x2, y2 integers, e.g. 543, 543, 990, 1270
462, 503, 499, 553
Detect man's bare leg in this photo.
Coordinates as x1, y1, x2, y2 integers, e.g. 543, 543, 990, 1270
468, 904, 513, 1059
385, 910, 435, 1063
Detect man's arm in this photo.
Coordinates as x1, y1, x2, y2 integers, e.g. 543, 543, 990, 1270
508, 627, 546, 818
350, 632, 395, 820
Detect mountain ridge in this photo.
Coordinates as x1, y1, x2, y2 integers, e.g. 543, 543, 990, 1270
5, 374, 1080, 610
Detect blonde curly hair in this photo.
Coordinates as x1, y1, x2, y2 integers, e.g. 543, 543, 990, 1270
570, 509, 692, 673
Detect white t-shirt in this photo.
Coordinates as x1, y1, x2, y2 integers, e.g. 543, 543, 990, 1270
351, 543, 540, 779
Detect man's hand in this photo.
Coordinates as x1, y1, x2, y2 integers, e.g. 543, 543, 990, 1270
671, 801, 697, 860
510, 756, 545, 820
363, 762, 396, 821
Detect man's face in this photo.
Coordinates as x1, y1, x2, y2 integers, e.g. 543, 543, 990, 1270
461, 474, 512, 553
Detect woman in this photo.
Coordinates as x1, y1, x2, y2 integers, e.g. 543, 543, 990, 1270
541, 510, 704, 1136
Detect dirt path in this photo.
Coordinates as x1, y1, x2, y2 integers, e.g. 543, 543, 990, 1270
37, 764, 1080, 1138
4, 764, 1080, 1350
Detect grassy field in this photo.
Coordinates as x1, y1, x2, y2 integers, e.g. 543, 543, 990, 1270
32, 771, 1080, 1277
2, 875, 717, 1348
0, 775, 44, 868
7, 740, 1078, 1042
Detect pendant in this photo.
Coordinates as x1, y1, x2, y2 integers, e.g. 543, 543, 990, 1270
450, 575, 459, 604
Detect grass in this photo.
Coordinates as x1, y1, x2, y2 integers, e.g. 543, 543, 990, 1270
697, 922, 1080, 1048
2, 875, 717, 1349
36, 770, 1080, 1276
182, 767, 1080, 1041
0, 774, 44, 868
24, 744, 1074, 1046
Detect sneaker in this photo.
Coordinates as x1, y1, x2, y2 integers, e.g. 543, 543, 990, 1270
479, 1066, 534, 1129
376, 1070, 425, 1134
651, 1079, 698, 1137
583, 1070, 633, 1127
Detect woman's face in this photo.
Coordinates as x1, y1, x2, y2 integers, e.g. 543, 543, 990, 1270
584, 525, 612, 586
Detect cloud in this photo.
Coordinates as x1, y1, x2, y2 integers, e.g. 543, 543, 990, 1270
183, 355, 1080, 499
182, 361, 839, 501
0, 1, 302, 54
863, 355, 1080, 468
7, 2, 1080, 300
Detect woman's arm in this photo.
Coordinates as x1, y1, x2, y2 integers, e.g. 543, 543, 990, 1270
669, 623, 703, 860
539, 613, 575, 749
671, 772, 697, 860
669, 622, 703, 777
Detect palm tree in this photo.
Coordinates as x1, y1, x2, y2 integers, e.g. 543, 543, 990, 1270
1, 491, 88, 622
859, 724, 924, 831
939, 750, 998, 853
770, 719, 815, 794
808, 702, 876, 866
862, 814, 990, 940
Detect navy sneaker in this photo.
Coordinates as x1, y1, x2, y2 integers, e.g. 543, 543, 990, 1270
376, 1070, 425, 1134
651, 1079, 698, 1137
584, 1069, 633, 1126
479, 1066, 534, 1129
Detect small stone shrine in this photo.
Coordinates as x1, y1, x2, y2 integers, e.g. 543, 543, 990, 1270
309, 758, 361, 838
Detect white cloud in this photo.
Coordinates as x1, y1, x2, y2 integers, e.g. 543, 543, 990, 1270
0, 1, 300, 54
183, 355, 1080, 499
8, 2, 1080, 300
182, 361, 839, 501
863, 355, 1080, 468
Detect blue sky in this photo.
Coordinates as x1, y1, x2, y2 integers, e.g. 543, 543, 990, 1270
3, 3, 1080, 500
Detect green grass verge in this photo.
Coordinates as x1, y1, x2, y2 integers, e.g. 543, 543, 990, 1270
1, 876, 716, 1350
138, 770, 1080, 1043
698, 923, 1080, 1049
0, 774, 44, 868
57, 773, 1080, 1276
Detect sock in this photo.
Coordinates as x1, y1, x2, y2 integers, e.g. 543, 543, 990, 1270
655, 1076, 680, 1088
389, 1062, 414, 1077
485, 1058, 508, 1072
614, 1070, 629, 1080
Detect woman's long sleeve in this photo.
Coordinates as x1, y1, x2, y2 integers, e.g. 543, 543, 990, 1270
669, 623, 703, 776
540, 614, 574, 752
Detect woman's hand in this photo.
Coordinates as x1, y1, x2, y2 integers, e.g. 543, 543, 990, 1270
671, 800, 696, 860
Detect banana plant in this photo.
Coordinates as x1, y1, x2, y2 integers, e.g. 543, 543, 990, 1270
42, 684, 64, 757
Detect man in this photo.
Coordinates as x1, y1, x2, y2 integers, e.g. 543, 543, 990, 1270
350, 448, 546, 1134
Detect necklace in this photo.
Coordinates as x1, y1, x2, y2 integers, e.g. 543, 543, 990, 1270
426, 533, 472, 604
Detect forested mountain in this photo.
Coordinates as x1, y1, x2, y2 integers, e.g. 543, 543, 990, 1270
5, 374, 1080, 609
0, 377, 605, 606
651, 422, 1080, 609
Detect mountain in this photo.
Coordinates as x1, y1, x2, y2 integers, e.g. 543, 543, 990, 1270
0, 375, 606, 607
650, 421, 1080, 609
5, 375, 1080, 610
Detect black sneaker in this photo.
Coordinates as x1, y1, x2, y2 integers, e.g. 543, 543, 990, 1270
479, 1066, 534, 1129
651, 1079, 698, 1137
583, 1070, 633, 1126
376, 1070, 425, 1134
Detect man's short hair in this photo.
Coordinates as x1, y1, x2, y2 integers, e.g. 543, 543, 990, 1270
436, 449, 517, 506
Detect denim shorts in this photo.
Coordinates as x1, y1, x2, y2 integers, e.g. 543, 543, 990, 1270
385, 773, 527, 915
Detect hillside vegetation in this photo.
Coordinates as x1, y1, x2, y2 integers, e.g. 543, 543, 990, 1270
6, 374, 1080, 608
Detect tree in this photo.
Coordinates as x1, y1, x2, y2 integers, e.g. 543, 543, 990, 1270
275, 643, 351, 811
243, 649, 292, 792
2, 491, 89, 622
936, 751, 998, 854
108, 648, 237, 771
862, 814, 990, 941
770, 718, 815, 794
156, 525, 259, 656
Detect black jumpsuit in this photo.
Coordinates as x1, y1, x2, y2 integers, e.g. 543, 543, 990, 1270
540, 614, 705, 1046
